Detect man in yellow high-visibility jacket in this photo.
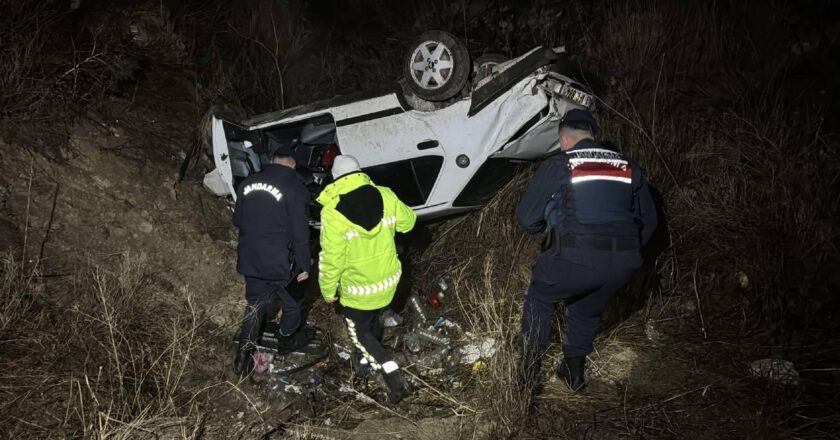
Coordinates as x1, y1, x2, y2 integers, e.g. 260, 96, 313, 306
317, 155, 416, 403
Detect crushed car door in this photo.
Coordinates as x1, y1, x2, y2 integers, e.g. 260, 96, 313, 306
334, 109, 445, 208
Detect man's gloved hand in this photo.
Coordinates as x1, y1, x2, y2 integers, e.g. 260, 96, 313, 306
297, 271, 309, 282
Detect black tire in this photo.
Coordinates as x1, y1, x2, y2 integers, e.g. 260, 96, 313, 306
403, 30, 470, 102
472, 52, 508, 83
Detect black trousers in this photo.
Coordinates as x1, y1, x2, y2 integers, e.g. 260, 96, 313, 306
342, 306, 400, 375
520, 246, 641, 362
236, 277, 301, 347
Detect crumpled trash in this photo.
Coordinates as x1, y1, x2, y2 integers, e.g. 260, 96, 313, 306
252, 351, 274, 374
404, 332, 422, 353
458, 337, 498, 364
284, 384, 303, 394
334, 343, 352, 361
736, 271, 750, 289
381, 309, 404, 328
471, 360, 486, 375
750, 359, 799, 385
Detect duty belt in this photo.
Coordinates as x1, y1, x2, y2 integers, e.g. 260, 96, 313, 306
560, 234, 639, 251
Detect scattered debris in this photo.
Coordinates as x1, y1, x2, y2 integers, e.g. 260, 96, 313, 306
471, 360, 485, 375
428, 279, 449, 308
409, 346, 451, 370
253, 351, 274, 373
435, 316, 463, 333
284, 384, 304, 394
458, 337, 498, 365
735, 271, 750, 289
386, 333, 402, 350
381, 309, 404, 328
404, 332, 422, 353
408, 295, 428, 324
750, 359, 799, 385
415, 328, 451, 347
334, 343, 352, 361
255, 285, 489, 401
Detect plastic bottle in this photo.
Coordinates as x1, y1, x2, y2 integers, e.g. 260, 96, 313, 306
415, 328, 451, 347
408, 296, 427, 323
403, 332, 422, 353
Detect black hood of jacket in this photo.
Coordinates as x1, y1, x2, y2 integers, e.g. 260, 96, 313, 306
336, 184, 383, 231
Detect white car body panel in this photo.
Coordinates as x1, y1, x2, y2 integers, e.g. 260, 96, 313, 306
333, 77, 548, 218
210, 116, 236, 198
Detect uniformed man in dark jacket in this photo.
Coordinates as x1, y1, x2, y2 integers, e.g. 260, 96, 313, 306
516, 109, 657, 393
233, 147, 311, 378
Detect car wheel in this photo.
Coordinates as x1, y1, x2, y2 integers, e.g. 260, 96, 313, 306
403, 30, 470, 102
472, 52, 508, 83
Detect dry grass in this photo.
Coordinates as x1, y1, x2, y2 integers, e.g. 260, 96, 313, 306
0, 251, 213, 438
0, 0, 61, 117
0, 254, 39, 339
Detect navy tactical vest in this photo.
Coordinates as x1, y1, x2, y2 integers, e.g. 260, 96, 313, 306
545, 145, 640, 238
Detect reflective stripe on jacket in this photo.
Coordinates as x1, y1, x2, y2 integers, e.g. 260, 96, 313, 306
317, 172, 416, 310
516, 138, 658, 244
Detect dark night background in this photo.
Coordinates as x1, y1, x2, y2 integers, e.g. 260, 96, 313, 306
1, 0, 839, 438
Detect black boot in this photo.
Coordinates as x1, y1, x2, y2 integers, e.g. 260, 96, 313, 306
233, 342, 254, 379
274, 327, 316, 354
556, 356, 586, 392
383, 370, 407, 404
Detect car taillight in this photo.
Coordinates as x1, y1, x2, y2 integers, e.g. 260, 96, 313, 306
321, 145, 339, 168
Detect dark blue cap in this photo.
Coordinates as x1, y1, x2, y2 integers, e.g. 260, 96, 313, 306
268, 140, 294, 158
274, 144, 294, 157
560, 109, 599, 134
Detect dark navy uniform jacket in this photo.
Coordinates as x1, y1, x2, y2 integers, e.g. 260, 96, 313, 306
517, 138, 658, 246
233, 164, 311, 281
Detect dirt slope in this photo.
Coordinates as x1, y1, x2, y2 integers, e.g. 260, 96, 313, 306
0, 66, 266, 436
0, 75, 240, 316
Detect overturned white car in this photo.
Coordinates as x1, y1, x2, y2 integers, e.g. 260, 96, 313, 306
203, 31, 595, 220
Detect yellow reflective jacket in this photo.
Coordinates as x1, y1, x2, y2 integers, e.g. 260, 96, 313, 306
317, 172, 416, 310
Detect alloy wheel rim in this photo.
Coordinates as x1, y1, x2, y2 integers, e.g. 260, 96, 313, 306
409, 40, 454, 90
